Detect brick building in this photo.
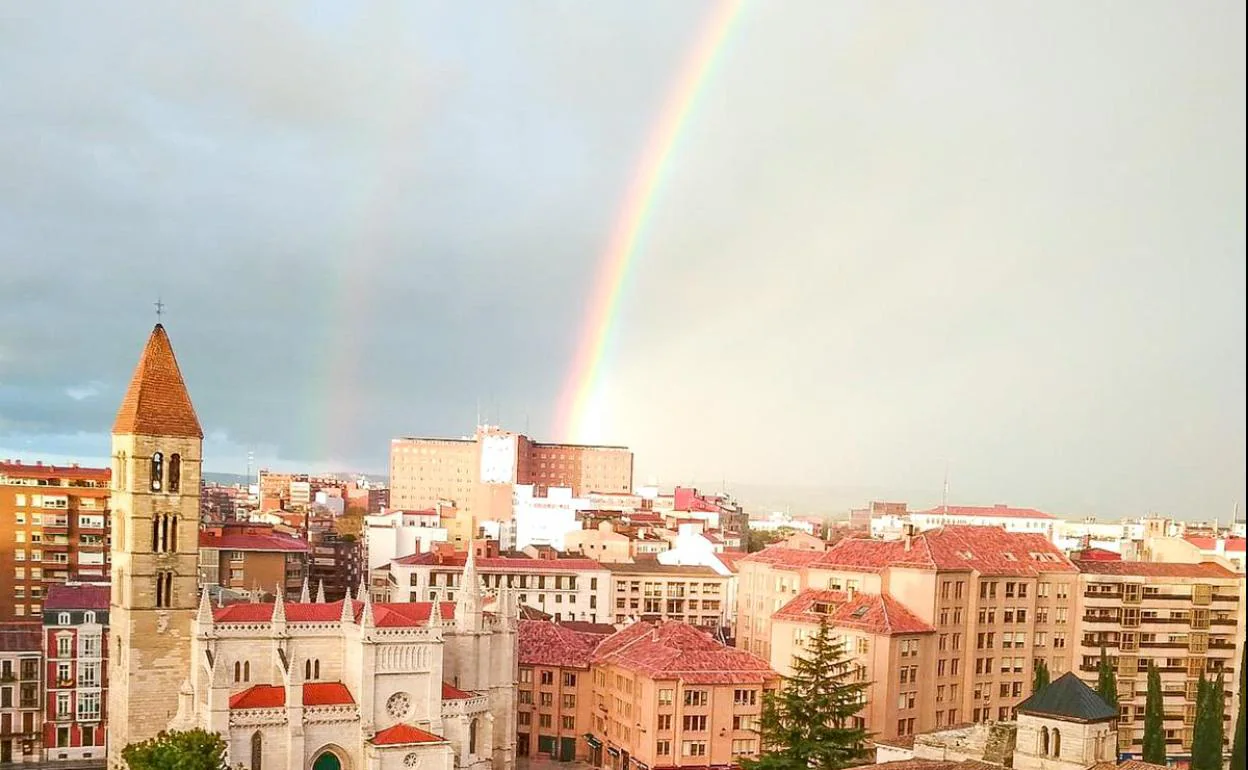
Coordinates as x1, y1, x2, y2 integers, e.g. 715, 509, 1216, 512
198, 522, 308, 599
602, 562, 732, 631
0, 623, 43, 763
589, 621, 777, 769
516, 620, 614, 761
41, 583, 108, 761
0, 461, 111, 621
388, 426, 633, 520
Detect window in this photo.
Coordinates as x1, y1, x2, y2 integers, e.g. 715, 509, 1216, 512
469, 718, 478, 755
683, 690, 708, 707
539, 692, 552, 706
155, 570, 174, 607
77, 691, 101, 721
1051, 728, 1061, 757
562, 694, 576, 709
561, 715, 575, 730
658, 714, 673, 730
150, 452, 163, 492
539, 714, 552, 728
682, 715, 708, 732
57, 635, 72, 658
656, 740, 672, 756
563, 672, 577, 687
58, 612, 71, 626
733, 689, 757, 706
251, 732, 262, 770
682, 741, 707, 757
84, 611, 97, 625
658, 688, 673, 706
540, 670, 554, 685
56, 692, 72, 719
519, 668, 532, 684
168, 454, 181, 493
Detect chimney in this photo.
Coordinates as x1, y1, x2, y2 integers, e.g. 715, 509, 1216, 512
903, 524, 914, 552
846, 586, 856, 601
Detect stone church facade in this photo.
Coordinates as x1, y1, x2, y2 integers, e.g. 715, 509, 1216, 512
107, 324, 517, 770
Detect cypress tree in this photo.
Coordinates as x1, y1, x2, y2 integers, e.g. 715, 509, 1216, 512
1142, 661, 1166, 765
1032, 659, 1050, 694
1231, 643, 1245, 770
1192, 670, 1227, 770
1097, 646, 1120, 712
744, 617, 871, 770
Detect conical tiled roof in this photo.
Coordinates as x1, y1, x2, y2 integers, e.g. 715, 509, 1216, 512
1016, 671, 1118, 722
112, 324, 203, 438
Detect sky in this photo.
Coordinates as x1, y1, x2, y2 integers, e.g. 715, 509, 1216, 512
0, 1, 1244, 520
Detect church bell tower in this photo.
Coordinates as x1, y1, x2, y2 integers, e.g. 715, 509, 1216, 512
106, 324, 203, 767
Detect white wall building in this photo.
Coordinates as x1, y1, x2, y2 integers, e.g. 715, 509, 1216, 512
511, 485, 587, 551
387, 552, 613, 624
909, 505, 1058, 539
365, 509, 450, 570
656, 524, 741, 630
748, 511, 818, 535
1051, 518, 1144, 554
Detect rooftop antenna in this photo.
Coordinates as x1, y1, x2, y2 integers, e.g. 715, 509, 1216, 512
476, 399, 482, 430
941, 460, 949, 514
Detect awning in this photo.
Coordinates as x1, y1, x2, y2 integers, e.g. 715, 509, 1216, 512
584, 735, 602, 749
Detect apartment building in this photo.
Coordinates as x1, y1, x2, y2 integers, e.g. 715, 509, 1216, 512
0, 461, 111, 622
197, 522, 308, 599
589, 621, 777, 770
517, 620, 615, 761
389, 550, 612, 623
389, 426, 633, 516
41, 583, 108, 762
1073, 558, 1242, 762
603, 562, 732, 631
305, 528, 362, 603
769, 589, 938, 738
738, 526, 1081, 741
0, 624, 43, 763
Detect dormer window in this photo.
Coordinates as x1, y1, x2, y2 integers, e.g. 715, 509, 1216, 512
150, 453, 163, 492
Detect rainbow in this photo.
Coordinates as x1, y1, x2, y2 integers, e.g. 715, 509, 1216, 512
555, 0, 746, 443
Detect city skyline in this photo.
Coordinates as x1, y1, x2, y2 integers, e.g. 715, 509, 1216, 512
0, 2, 1244, 519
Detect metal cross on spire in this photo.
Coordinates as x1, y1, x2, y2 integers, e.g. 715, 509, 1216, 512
154, 297, 165, 322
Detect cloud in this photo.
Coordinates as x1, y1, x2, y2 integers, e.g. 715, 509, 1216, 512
0, 1, 1242, 519
65, 382, 105, 402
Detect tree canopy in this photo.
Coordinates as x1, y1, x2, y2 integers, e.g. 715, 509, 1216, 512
1141, 662, 1166, 765
1032, 659, 1051, 694
122, 729, 231, 770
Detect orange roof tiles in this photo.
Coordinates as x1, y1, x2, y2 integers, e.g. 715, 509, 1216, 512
1074, 560, 1238, 578
199, 532, 309, 553
228, 682, 356, 709
739, 546, 829, 570
916, 504, 1057, 520
392, 552, 603, 571
370, 724, 446, 745
1184, 536, 1246, 552
0, 461, 110, 483
113, 324, 203, 438
820, 526, 1076, 576
45, 583, 110, 611
518, 620, 613, 668
772, 589, 935, 635
442, 682, 473, 700
593, 621, 777, 685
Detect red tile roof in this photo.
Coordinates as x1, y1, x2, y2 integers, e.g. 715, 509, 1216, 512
1074, 560, 1238, 578
228, 682, 355, 709
44, 583, 110, 611
772, 589, 935, 635
820, 526, 1076, 575
593, 621, 777, 685
1184, 536, 1246, 552
739, 546, 830, 570
370, 724, 447, 745
715, 551, 746, 573
213, 600, 457, 627
442, 682, 473, 700
519, 620, 613, 668
392, 552, 603, 571
916, 504, 1057, 520
0, 461, 110, 483
113, 324, 203, 438
199, 532, 309, 552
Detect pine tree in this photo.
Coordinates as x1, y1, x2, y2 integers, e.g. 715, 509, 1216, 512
1192, 670, 1226, 770
1142, 662, 1166, 765
1097, 646, 1120, 712
1032, 659, 1050, 694
744, 617, 871, 770
1231, 644, 1245, 770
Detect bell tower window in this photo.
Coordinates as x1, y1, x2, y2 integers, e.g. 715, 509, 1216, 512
168, 454, 181, 493
150, 452, 163, 492
155, 571, 173, 608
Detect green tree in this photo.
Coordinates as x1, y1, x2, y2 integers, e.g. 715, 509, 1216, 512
743, 617, 870, 770
746, 529, 786, 553
1231, 644, 1245, 770
1096, 646, 1120, 712
122, 729, 231, 770
1142, 662, 1167, 765
1032, 659, 1050, 694
1192, 671, 1226, 770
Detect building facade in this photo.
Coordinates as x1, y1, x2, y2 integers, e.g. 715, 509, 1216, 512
41, 583, 109, 762
389, 551, 612, 624
602, 563, 732, 632
589, 621, 777, 770
198, 522, 308, 599
1073, 558, 1242, 762
0, 461, 111, 622
0, 624, 43, 763
516, 620, 614, 761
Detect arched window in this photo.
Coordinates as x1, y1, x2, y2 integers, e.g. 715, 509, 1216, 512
1051, 728, 1061, 757
244, 661, 251, 682
250, 731, 262, 770
469, 718, 478, 755
168, 454, 181, 493
305, 660, 311, 680
1040, 727, 1049, 756
159, 514, 169, 553
152, 516, 161, 553
84, 611, 96, 624
150, 452, 163, 492
234, 662, 242, 682
170, 516, 178, 552
155, 571, 173, 608
314, 659, 320, 679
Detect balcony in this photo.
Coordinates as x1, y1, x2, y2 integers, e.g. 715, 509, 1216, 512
1082, 614, 1119, 624
43, 518, 70, 532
